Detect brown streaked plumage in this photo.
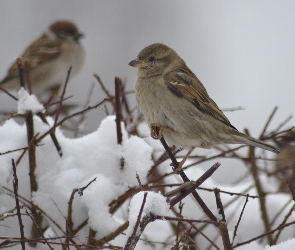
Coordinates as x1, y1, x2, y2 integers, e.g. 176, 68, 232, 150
0, 20, 85, 99
129, 43, 279, 169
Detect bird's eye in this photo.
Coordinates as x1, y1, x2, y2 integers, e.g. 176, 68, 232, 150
56, 31, 68, 39
148, 57, 155, 62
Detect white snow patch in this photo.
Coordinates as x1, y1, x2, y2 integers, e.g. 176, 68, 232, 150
264, 238, 295, 250
17, 88, 44, 114
125, 191, 173, 239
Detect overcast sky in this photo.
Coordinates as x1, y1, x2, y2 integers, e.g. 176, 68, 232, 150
1, 0, 294, 137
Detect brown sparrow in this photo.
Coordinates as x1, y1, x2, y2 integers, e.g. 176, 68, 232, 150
0, 20, 85, 99
273, 130, 295, 192
129, 43, 279, 170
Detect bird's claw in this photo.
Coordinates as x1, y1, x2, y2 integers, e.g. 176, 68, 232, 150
150, 124, 163, 140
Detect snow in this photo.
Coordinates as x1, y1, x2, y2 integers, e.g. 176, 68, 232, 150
264, 239, 295, 250
125, 191, 173, 239
17, 88, 44, 114
0, 115, 153, 240
0, 113, 294, 249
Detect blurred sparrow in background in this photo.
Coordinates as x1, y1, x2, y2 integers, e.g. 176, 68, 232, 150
273, 130, 295, 193
129, 43, 279, 170
0, 20, 85, 100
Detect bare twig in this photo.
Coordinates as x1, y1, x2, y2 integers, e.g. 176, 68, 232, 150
16, 133, 40, 166
246, 129, 274, 245
175, 202, 184, 245
25, 207, 54, 250
18, 58, 44, 245
232, 194, 249, 244
136, 173, 143, 191
36, 99, 108, 142
95, 221, 129, 246
74, 82, 95, 137
154, 215, 221, 225
260, 106, 278, 139
16, 58, 25, 89
125, 192, 150, 250
12, 159, 26, 250
164, 181, 196, 197
169, 162, 220, 207
132, 192, 148, 238
288, 182, 295, 201
221, 106, 245, 112
149, 145, 245, 184
274, 204, 295, 243
0, 144, 41, 156
2, 186, 66, 235
160, 136, 217, 222
115, 77, 123, 144
214, 189, 232, 250
37, 112, 63, 157
67, 177, 97, 236
94, 74, 115, 107
233, 220, 295, 248
0, 86, 18, 101
272, 115, 293, 135
54, 66, 72, 125
65, 220, 70, 250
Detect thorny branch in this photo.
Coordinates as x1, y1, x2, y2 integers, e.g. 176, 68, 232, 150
246, 129, 274, 245
0, 71, 293, 250
25, 207, 54, 250
159, 136, 217, 222
54, 66, 72, 126
67, 177, 97, 239
115, 76, 123, 145
214, 189, 232, 250
232, 194, 249, 244
12, 159, 26, 250
125, 192, 149, 250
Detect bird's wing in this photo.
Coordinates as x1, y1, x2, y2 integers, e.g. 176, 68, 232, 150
2, 35, 62, 81
165, 67, 238, 130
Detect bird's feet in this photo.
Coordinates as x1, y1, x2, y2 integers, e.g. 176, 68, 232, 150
150, 123, 175, 140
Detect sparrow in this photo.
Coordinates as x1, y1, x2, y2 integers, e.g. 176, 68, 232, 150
0, 20, 85, 100
129, 43, 279, 170
274, 130, 295, 192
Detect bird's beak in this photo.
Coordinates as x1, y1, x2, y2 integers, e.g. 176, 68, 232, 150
129, 59, 147, 68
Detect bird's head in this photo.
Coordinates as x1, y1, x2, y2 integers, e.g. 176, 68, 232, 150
129, 43, 184, 77
48, 20, 84, 42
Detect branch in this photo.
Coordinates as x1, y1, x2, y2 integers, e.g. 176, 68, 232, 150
36, 99, 108, 142
93, 74, 115, 107
37, 112, 63, 157
233, 220, 295, 248
169, 162, 220, 207
159, 136, 217, 222
115, 77, 123, 144
125, 192, 150, 250
12, 159, 26, 250
246, 129, 274, 245
54, 66, 72, 126
214, 189, 232, 250
25, 207, 54, 250
232, 195, 249, 245
260, 106, 278, 139
67, 177, 97, 238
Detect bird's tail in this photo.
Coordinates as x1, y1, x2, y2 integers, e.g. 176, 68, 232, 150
235, 133, 279, 153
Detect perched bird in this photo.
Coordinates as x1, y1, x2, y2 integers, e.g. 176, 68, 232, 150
0, 20, 85, 100
273, 131, 295, 192
129, 43, 279, 170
